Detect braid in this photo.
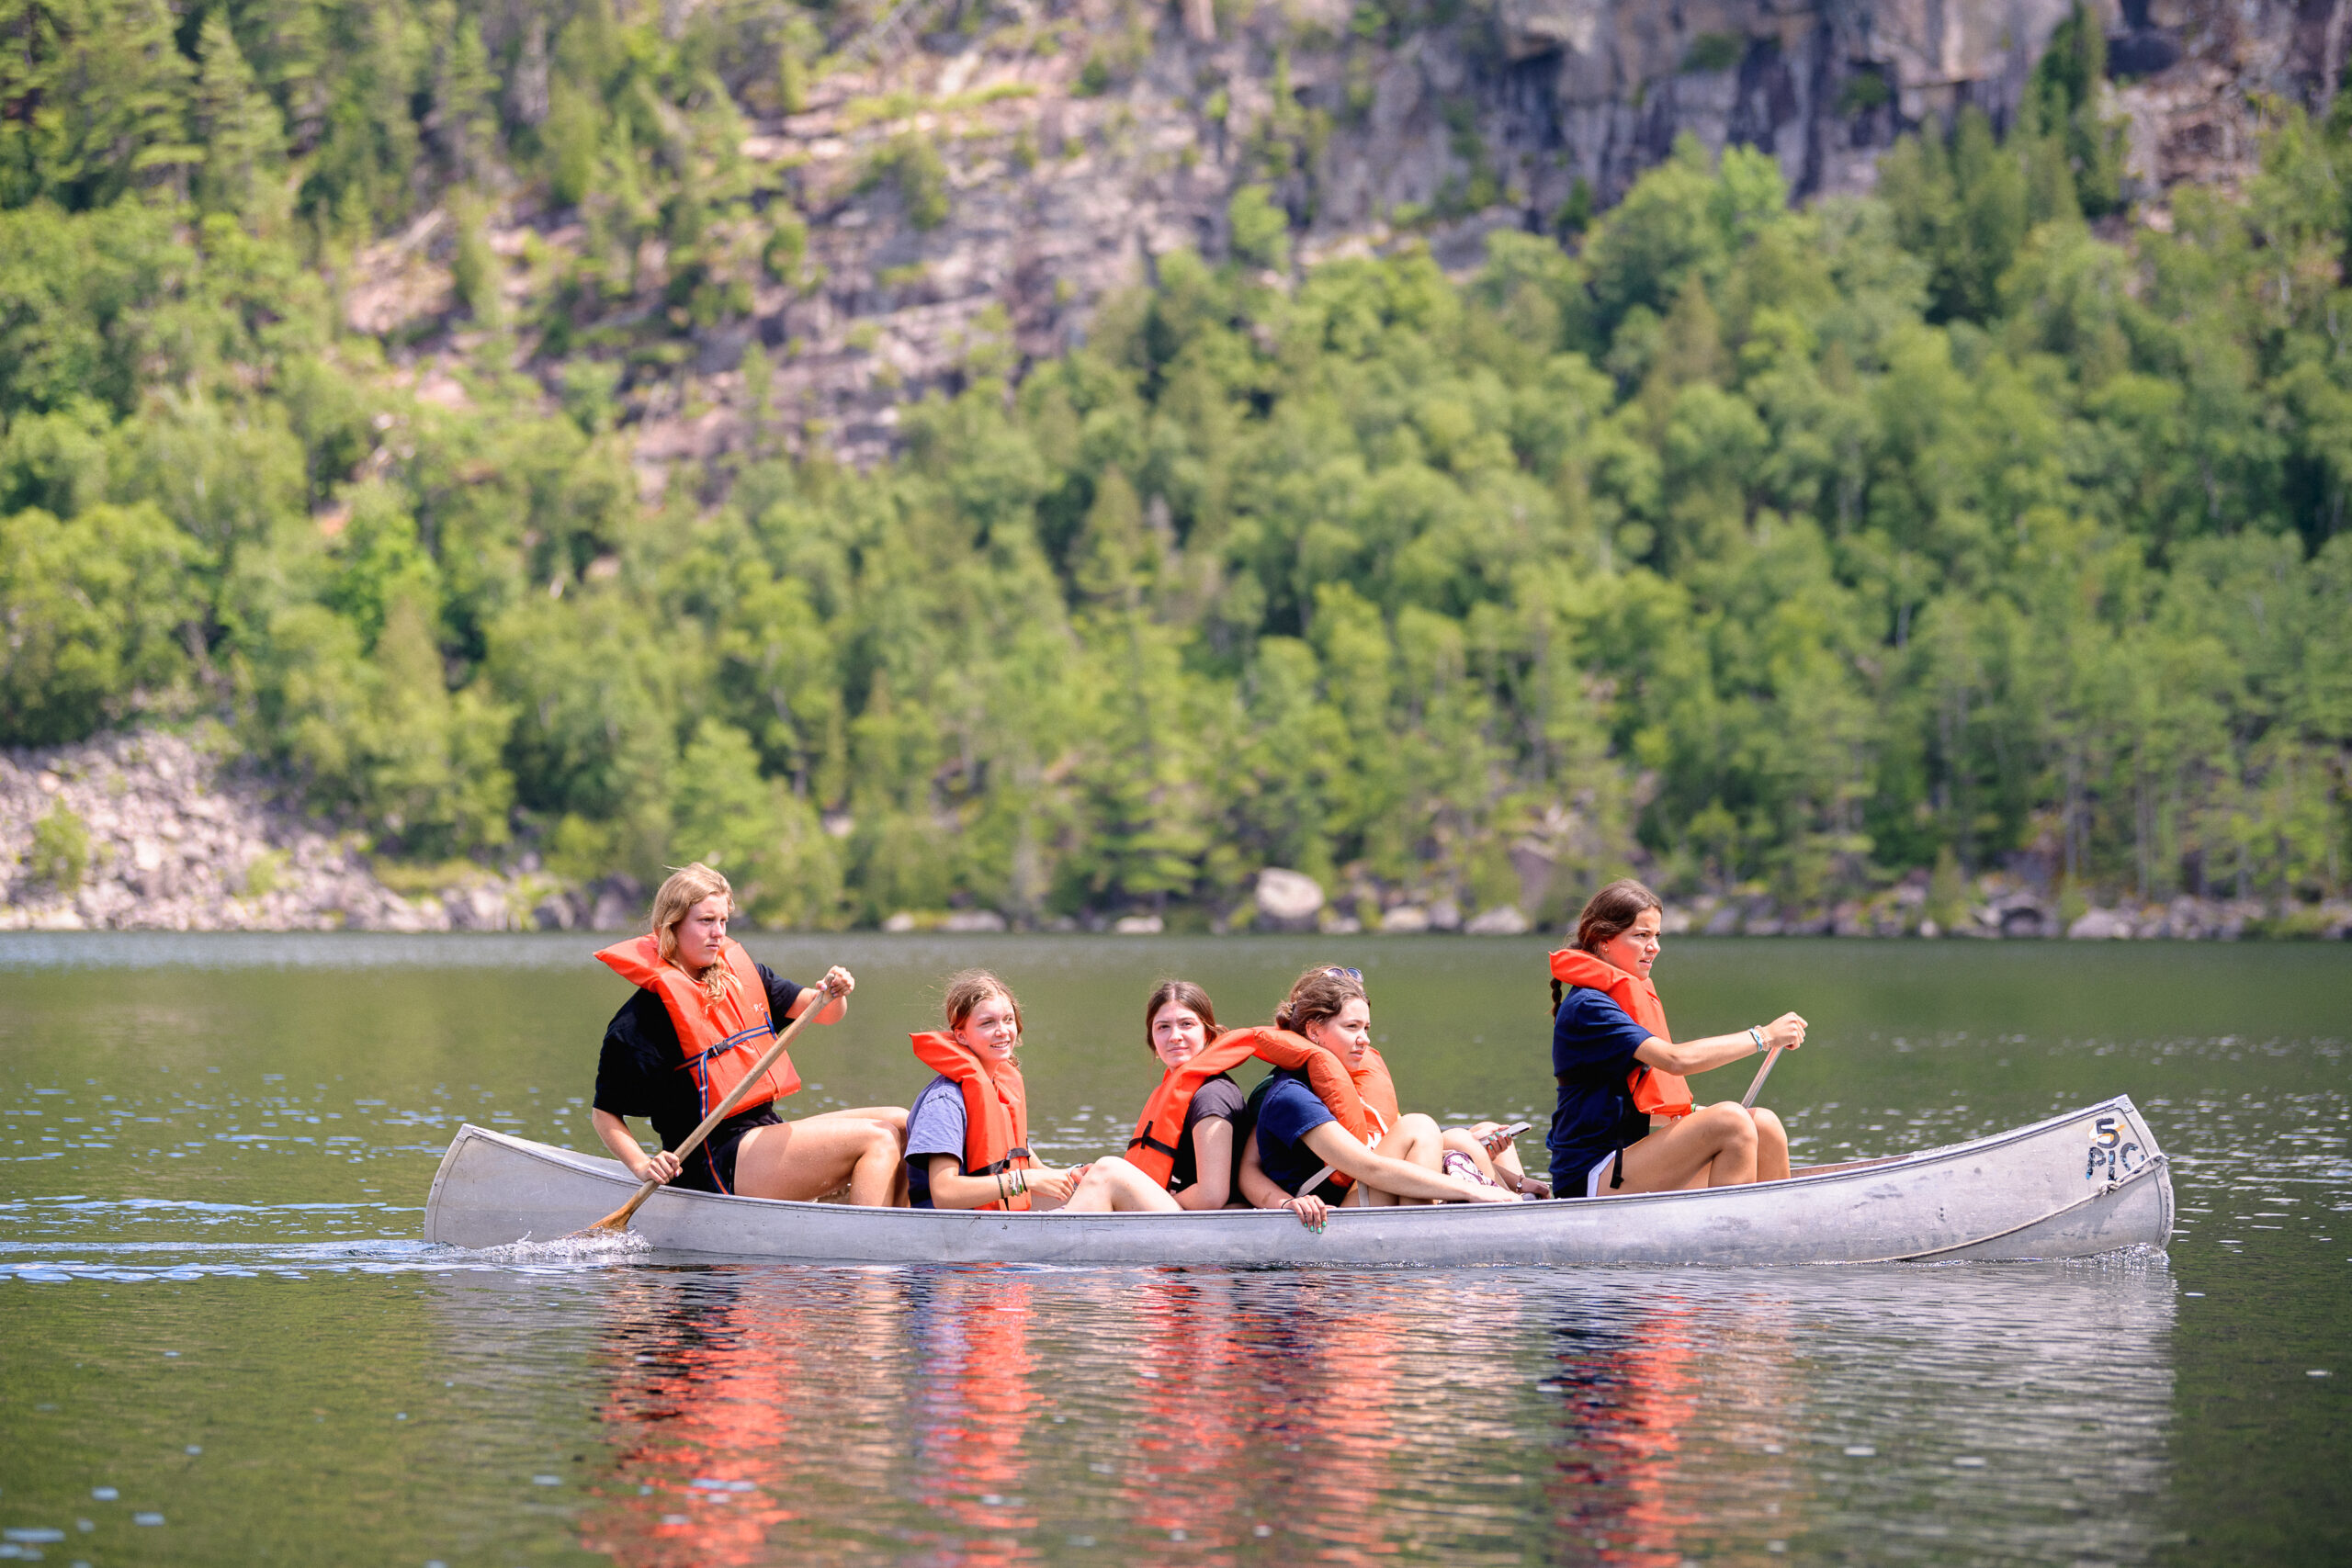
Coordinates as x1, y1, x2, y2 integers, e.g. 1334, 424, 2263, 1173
1550, 976, 1562, 1021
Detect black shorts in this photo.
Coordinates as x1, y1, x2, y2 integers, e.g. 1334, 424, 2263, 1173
674, 1106, 783, 1195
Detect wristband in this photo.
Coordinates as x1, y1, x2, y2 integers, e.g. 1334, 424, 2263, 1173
1748, 1026, 1766, 1054
994, 1171, 1007, 1204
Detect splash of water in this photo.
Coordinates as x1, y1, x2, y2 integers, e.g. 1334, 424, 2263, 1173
470, 1228, 653, 1265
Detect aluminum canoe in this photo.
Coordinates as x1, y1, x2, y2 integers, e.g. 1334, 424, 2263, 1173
421, 1095, 2172, 1267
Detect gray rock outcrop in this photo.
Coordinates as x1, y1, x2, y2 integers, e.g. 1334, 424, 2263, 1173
1254, 867, 1326, 931
0, 730, 639, 934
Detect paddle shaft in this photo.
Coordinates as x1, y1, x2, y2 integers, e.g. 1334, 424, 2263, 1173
1740, 1043, 1784, 1109
587, 976, 842, 1232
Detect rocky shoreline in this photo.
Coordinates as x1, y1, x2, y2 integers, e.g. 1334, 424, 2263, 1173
6, 729, 2347, 940
0, 731, 629, 934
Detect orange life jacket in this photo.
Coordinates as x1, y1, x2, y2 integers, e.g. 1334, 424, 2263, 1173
910, 1031, 1035, 1211
1127, 1027, 1402, 1193
1549, 948, 1692, 1118
595, 935, 798, 1120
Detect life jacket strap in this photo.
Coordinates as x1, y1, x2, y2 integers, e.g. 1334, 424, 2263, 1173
974, 1146, 1034, 1175
675, 1021, 775, 1069
1127, 1133, 1180, 1156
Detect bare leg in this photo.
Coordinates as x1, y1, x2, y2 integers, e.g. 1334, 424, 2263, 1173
1611, 1103, 1759, 1192
1361, 1113, 1446, 1206
805, 1105, 909, 1136
732, 1116, 908, 1206
1058, 1156, 1182, 1213
797, 1106, 909, 1203
1751, 1106, 1789, 1182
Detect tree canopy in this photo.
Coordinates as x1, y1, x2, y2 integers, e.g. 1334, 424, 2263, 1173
5, 0, 2350, 926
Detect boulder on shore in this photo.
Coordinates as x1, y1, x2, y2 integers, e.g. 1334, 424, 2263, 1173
1254, 868, 1324, 931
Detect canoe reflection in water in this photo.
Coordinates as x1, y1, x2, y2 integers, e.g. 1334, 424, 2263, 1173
428, 1259, 2173, 1565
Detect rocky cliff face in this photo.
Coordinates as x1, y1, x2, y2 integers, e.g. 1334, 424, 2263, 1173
352, 2, 2335, 477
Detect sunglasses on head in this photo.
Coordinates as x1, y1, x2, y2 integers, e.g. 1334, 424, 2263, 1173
1324, 965, 1363, 982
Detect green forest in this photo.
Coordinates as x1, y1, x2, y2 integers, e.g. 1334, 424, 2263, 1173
4, 0, 2350, 929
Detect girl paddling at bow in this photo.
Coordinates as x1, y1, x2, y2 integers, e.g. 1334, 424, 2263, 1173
1546, 878, 1808, 1198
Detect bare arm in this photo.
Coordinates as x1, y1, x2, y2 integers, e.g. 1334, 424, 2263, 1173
786, 964, 855, 1025
1237, 1131, 1286, 1208
1634, 1011, 1807, 1077
922, 1154, 1080, 1212
1239, 1126, 1328, 1228
1300, 1122, 1513, 1204
1174, 1118, 1233, 1211
591, 1108, 680, 1184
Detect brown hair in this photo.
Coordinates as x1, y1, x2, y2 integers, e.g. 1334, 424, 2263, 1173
943, 968, 1022, 1040
1273, 964, 1366, 1036
650, 863, 736, 1000
1554, 878, 1665, 1017
1143, 979, 1219, 1052
1575, 878, 1663, 953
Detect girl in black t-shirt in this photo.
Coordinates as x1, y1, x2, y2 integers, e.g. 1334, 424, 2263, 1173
588, 864, 908, 1203
1140, 979, 1248, 1210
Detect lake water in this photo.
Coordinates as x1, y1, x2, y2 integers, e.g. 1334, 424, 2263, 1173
0, 933, 2344, 1565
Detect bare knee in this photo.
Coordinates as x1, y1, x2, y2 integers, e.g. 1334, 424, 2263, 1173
1393, 1112, 1442, 1152
1749, 1107, 1785, 1143
1701, 1103, 1757, 1151
1093, 1155, 1150, 1190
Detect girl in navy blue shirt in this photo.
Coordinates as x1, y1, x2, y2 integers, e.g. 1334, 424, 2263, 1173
1547, 879, 1810, 1196
1237, 965, 1517, 1222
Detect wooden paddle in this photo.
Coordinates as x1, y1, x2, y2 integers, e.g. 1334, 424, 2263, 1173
576, 974, 844, 1235
1740, 1043, 1784, 1109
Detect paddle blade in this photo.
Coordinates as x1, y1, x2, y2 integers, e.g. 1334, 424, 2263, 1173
570, 1179, 660, 1236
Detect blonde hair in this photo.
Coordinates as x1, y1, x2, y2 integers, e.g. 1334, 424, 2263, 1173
1273, 964, 1365, 1037
943, 968, 1022, 1060
650, 863, 736, 1000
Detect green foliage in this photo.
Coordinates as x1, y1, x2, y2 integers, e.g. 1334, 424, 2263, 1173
1680, 32, 1744, 74
863, 133, 950, 231
449, 189, 501, 322
26, 802, 92, 893
2, 17, 2349, 925
0, 503, 195, 744
1227, 184, 1289, 270
1836, 70, 1892, 116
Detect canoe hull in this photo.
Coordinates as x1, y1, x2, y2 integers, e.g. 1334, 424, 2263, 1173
422, 1097, 2171, 1267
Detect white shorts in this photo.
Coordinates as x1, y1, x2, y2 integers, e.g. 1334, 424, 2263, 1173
1585, 1150, 1623, 1198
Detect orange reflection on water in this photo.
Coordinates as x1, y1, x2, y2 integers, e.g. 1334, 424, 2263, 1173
576, 1272, 910, 1567
576, 1275, 803, 1568
1544, 1292, 1805, 1566
905, 1273, 1041, 1566
1116, 1272, 1410, 1564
